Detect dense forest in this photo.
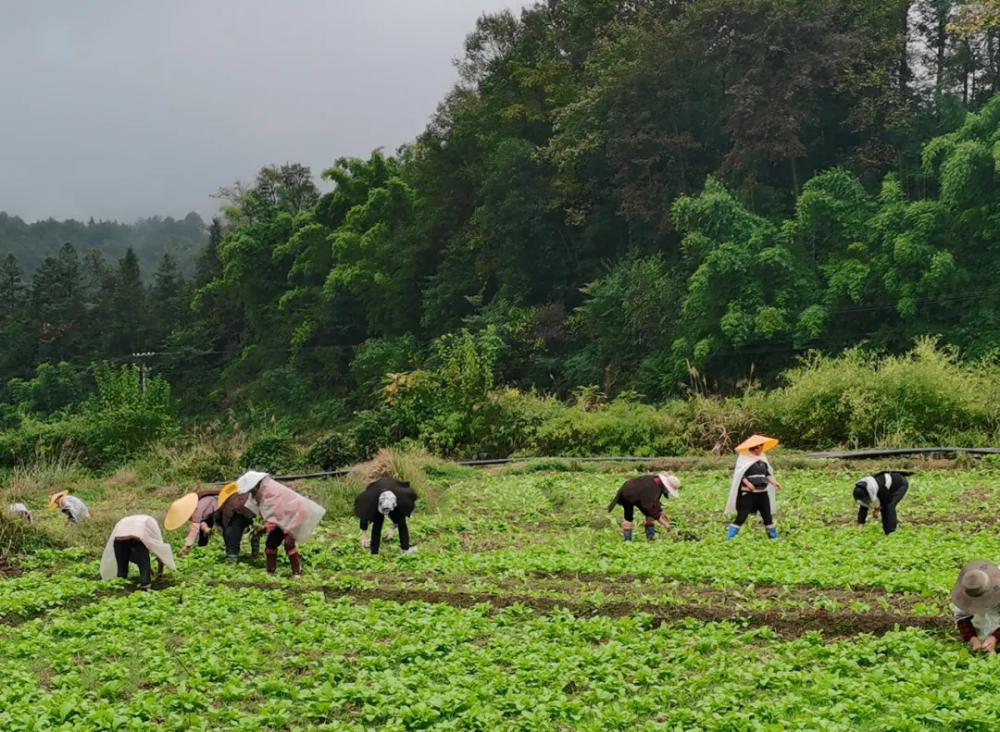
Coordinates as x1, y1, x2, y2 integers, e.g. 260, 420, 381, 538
0, 213, 207, 278
5, 0, 1000, 466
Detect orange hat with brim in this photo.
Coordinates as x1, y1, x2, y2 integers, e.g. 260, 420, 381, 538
48, 491, 69, 510
165, 493, 200, 531
216, 482, 239, 509
735, 435, 779, 453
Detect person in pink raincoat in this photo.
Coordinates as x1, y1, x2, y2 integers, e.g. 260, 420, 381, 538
236, 471, 325, 576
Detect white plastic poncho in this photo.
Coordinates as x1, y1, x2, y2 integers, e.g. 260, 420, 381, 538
8, 503, 32, 523
251, 476, 326, 544
100, 515, 177, 580
725, 452, 776, 516
953, 603, 1000, 640
61, 495, 90, 522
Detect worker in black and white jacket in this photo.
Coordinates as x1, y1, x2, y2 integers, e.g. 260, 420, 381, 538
853, 471, 911, 535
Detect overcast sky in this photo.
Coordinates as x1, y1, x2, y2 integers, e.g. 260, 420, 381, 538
0, 1, 528, 223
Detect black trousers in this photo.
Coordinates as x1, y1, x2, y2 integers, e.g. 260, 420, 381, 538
880, 481, 909, 535
113, 538, 151, 588
621, 504, 656, 526
223, 514, 253, 558
733, 491, 773, 527
370, 512, 409, 555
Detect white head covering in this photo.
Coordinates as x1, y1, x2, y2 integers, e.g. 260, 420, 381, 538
100, 515, 177, 580
658, 474, 680, 498
236, 471, 269, 495
724, 452, 775, 515
378, 491, 398, 516
857, 476, 880, 508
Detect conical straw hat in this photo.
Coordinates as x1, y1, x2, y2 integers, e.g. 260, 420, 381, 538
165, 493, 200, 531
216, 482, 239, 509
734, 435, 779, 453
48, 491, 69, 510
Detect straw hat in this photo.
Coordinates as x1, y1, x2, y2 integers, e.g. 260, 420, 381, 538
48, 491, 69, 510
216, 482, 239, 509
165, 493, 200, 531
735, 435, 779, 453
658, 474, 680, 498
952, 560, 1000, 614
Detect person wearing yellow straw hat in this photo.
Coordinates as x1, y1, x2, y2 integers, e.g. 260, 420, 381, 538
166, 489, 221, 557
48, 491, 90, 524
215, 481, 261, 563
100, 515, 176, 591
725, 435, 782, 540
953, 560, 1000, 653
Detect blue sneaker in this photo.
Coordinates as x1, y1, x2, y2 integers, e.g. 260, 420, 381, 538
766, 527, 778, 540
726, 526, 739, 541
645, 525, 656, 541
623, 530, 632, 542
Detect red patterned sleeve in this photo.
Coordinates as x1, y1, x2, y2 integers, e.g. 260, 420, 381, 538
957, 618, 977, 642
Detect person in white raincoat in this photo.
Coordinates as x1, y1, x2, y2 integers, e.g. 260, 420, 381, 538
953, 560, 1000, 653
725, 435, 782, 541
236, 471, 325, 576
100, 515, 176, 591
8, 503, 33, 523
48, 491, 90, 524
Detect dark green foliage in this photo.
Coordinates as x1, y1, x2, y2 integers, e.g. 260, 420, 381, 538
306, 431, 361, 471
240, 430, 297, 474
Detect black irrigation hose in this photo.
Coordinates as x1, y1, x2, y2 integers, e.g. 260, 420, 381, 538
218, 448, 998, 485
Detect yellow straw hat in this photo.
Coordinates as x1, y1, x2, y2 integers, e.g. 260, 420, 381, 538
165, 493, 200, 531
48, 491, 69, 510
216, 482, 239, 509
735, 435, 780, 453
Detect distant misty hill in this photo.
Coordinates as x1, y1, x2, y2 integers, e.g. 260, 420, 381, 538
0, 211, 208, 277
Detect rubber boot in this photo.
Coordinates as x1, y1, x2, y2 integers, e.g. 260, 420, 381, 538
645, 525, 656, 541
265, 549, 278, 574
726, 526, 739, 541
288, 551, 302, 576
766, 527, 778, 540
623, 529, 632, 542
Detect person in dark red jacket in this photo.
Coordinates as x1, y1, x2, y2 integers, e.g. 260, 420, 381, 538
953, 560, 1000, 653
607, 474, 680, 541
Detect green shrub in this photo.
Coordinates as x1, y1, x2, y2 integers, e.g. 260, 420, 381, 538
307, 431, 361, 471
241, 431, 297, 473
530, 399, 685, 457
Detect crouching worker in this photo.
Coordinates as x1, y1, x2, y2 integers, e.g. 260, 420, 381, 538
100, 515, 176, 591
8, 503, 32, 523
953, 560, 1000, 653
166, 489, 221, 556
354, 478, 418, 555
48, 491, 90, 524
606, 474, 680, 541
215, 482, 261, 563
725, 435, 782, 540
237, 471, 326, 576
854, 472, 910, 535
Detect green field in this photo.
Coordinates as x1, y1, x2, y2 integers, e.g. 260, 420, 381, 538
2, 462, 1000, 731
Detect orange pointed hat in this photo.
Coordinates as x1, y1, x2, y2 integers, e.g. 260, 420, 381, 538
735, 435, 779, 453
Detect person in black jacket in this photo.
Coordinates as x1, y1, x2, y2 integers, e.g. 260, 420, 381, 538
607, 474, 680, 541
354, 478, 418, 555
854, 472, 911, 535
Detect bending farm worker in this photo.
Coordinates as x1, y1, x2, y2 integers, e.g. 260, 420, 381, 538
48, 491, 89, 524
8, 503, 32, 523
953, 560, 1000, 653
354, 478, 418, 555
215, 482, 261, 563
606, 474, 680, 541
237, 471, 326, 576
854, 471, 911, 535
100, 515, 176, 591
725, 435, 782, 541
166, 489, 220, 557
